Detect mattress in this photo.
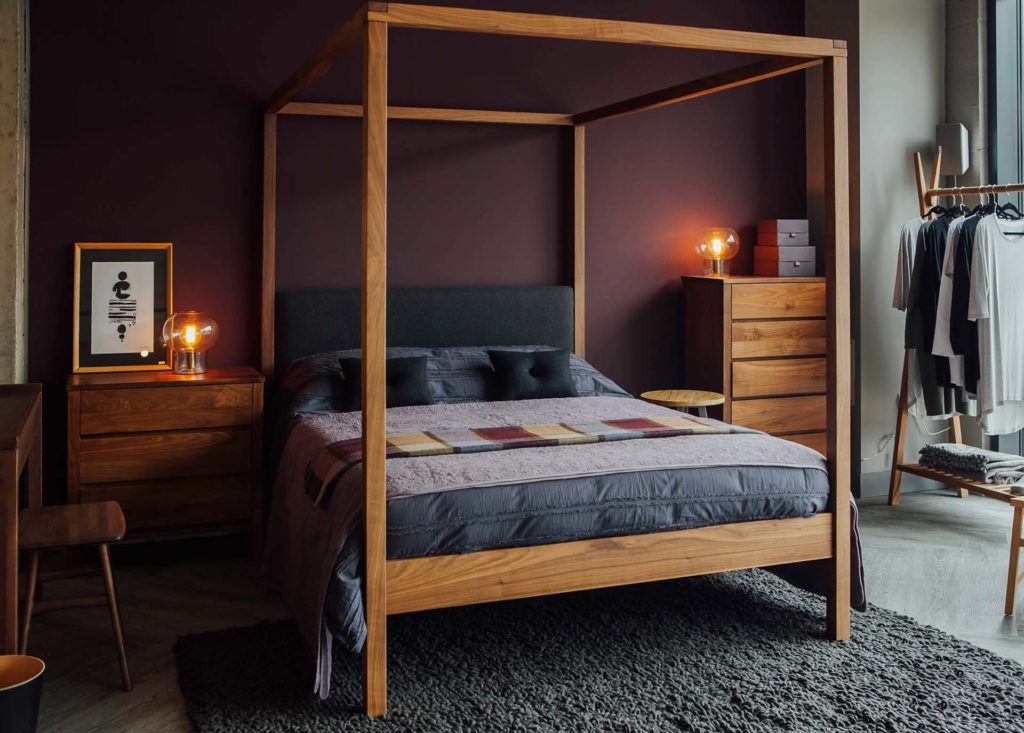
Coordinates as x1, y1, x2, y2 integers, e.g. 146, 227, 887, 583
325, 460, 831, 647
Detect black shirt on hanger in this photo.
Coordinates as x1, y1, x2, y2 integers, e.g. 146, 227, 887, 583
904, 217, 959, 415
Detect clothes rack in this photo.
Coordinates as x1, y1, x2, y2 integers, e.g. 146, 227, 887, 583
888, 146, 1024, 505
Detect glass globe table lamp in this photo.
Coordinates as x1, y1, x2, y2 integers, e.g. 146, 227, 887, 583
162, 311, 219, 375
695, 227, 740, 276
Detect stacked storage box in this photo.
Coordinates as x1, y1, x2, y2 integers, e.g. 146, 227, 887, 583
754, 219, 815, 277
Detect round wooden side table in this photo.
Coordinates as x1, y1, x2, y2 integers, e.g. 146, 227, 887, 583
640, 389, 725, 418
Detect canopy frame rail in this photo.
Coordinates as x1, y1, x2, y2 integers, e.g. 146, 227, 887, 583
260, 3, 851, 718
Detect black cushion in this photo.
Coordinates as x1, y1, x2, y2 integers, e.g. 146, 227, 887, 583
338, 356, 433, 411
487, 349, 578, 401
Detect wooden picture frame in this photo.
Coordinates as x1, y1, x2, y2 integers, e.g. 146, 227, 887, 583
73, 243, 173, 373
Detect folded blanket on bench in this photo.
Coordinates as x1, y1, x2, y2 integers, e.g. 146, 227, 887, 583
306, 414, 743, 506
919, 443, 1024, 484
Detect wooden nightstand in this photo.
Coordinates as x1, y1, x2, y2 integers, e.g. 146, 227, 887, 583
66, 368, 264, 552
681, 275, 829, 454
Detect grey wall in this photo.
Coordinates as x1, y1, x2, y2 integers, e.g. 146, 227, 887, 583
808, 0, 948, 496
858, 0, 948, 495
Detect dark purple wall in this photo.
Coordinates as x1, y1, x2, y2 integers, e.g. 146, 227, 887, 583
30, 0, 805, 491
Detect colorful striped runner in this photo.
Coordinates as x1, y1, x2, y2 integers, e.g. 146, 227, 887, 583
307, 414, 738, 506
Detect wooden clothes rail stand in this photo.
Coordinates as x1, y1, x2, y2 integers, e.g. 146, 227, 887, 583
888, 147, 1024, 506
262, 3, 852, 716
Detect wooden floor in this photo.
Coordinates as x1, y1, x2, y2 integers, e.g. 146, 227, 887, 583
28, 490, 1024, 731
859, 490, 1024, 663
28, 538, 288, 733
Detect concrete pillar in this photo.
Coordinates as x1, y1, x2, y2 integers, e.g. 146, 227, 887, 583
0, 0, 28, 384
946, 0, 988, 188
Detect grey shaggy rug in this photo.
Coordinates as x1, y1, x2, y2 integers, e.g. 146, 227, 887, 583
175, 570, 1024, 732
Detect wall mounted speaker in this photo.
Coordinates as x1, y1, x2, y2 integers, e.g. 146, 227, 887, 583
936, 123, 969, 176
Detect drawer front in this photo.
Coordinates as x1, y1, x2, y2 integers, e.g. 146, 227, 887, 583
757, 218, 809, 235
757, 232, 811, 246
80, 384, 253, 435
730, 395, 826, 434
731, 282, 826, 319
78, 475, 249, 532
732, 358, 827, 398
781, 431, 827, 455
753, 245, 816, 262
80, 429, 250, 484
753, 260, 817, 278
731, 320, 827, 359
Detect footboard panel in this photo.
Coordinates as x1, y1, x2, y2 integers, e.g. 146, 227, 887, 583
386, 513, 833, 615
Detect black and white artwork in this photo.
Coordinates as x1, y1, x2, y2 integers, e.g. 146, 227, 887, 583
74, 243, 171, 372
90, 262, 155, 355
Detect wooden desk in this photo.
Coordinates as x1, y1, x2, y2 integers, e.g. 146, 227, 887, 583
0, 384, 42, 654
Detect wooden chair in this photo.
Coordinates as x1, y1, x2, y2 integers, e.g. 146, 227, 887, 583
18, 501, 131, 691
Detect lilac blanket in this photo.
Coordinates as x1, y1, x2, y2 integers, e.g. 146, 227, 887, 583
264, 396, 858, 698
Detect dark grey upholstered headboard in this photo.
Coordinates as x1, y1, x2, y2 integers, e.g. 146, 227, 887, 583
275, 286, 574, 368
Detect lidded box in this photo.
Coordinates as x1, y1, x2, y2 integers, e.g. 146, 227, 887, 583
753, 245, 816, 277
758, 219, 809, 246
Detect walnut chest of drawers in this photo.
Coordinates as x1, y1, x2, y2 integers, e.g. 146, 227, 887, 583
681, 275, 828, 453
67, 367, 264, 549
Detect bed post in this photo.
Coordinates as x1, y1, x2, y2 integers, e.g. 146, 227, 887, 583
823, 53, 851, 641
261, 113, 277, 379
573, 125, 585, 357
362, 15, 389, 718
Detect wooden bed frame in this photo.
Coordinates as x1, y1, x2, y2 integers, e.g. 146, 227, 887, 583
260, 4, 851, 717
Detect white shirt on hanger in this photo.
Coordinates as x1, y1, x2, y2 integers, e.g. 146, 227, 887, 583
933, 216, 965, 387
893, 217, 924, 310
968, 215, 1024, 434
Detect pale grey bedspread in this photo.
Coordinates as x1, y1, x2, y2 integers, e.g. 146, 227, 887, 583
264, 395, 859, 698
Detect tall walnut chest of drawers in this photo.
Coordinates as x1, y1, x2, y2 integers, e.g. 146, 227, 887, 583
681, 275, 829, 454
67, 368, 264, 552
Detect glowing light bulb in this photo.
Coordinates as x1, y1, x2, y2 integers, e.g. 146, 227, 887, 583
695, 227, 740, 276
162, 312, 219, 375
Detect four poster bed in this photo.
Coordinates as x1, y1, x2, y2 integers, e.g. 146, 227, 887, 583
260, 3, 853, 718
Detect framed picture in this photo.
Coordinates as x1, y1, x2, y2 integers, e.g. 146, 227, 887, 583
73, 243, 173, 373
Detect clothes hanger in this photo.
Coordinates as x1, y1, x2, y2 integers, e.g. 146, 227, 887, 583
997, 189, 1023, 220
973, 186, 997, 217
951, 189, 971, 218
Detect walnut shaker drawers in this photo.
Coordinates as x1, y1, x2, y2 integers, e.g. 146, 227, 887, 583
67, 368, 264, 549
682, 276, 829, 452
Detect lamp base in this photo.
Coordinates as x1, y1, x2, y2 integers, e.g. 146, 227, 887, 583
705, 259, 728, 276
172, 350, 208, 375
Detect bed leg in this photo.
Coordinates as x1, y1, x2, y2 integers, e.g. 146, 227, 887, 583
363, 624, 387, 717
826, 574, 851, 640
826, 504, 851, 640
